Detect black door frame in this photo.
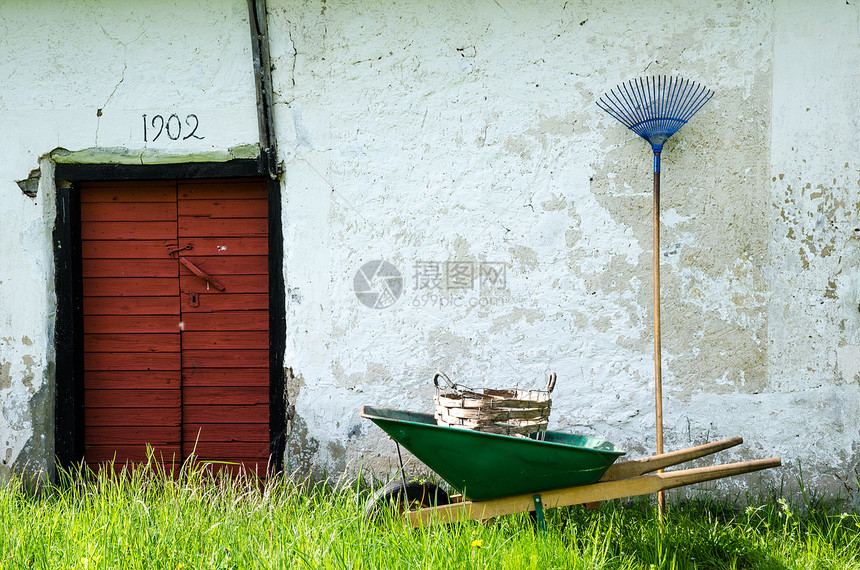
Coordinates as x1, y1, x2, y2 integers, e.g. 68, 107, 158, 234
53, 159, 287, 473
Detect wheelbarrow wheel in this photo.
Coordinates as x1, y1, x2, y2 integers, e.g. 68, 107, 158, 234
364, 480, 450, 520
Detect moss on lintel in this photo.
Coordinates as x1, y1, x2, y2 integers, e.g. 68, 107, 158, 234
51, 144, 260, 165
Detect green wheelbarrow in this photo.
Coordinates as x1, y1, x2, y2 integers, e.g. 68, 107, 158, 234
360, 405, 781, 528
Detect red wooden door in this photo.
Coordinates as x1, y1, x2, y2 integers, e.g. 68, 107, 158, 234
82, 181, 182, 466
177, 180, 269, 474
81, 179, 269, 475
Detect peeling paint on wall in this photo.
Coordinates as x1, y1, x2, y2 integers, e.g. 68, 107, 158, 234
16, 170, 40, 198
0, 338, 54, 481
269, 0, 859, 505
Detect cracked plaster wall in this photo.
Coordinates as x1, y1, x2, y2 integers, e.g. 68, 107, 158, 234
1, 0, 858, 506
270, 0, 859, 504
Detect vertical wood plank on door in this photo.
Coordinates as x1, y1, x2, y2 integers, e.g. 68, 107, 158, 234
80, 182, 182, 468
178, 180, 270, 476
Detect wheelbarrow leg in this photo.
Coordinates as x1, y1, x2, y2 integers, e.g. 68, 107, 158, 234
532, 495, 547, 533
395, 442, 409, 494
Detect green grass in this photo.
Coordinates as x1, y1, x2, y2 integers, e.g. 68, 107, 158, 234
1, 460, 858, 569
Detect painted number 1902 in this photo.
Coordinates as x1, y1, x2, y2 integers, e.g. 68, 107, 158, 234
142, 113, 204, 142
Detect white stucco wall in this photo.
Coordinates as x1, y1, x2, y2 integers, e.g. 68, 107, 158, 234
1, 0, 857, 504
0, 0, 259, 477
270, 0, 859, 503
766, 0, 860, 500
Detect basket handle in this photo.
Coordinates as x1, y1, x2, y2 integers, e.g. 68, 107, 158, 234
433, 371, 456, 390
545, 372, 557, 393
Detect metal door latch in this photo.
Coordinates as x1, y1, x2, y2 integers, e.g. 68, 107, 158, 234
167, 243, 194, 255
179, 257, 226, 291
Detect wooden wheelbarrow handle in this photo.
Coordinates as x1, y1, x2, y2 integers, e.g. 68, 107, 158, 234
407, 456, 781, 527
600, 436, 744, 481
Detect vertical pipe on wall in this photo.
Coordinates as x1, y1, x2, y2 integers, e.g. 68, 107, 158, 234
247, 0, 288, 474
248, 0, 279, 180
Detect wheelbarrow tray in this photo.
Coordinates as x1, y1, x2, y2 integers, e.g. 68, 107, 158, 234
361, 405, 625, 501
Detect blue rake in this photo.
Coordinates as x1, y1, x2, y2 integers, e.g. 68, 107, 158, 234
597, 75, 712, 512
597, 75, 712, 172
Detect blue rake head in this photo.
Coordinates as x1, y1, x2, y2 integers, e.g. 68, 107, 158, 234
597, 75, 713, 155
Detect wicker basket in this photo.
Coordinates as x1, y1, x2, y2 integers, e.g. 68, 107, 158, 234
433, 371, 556, 437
